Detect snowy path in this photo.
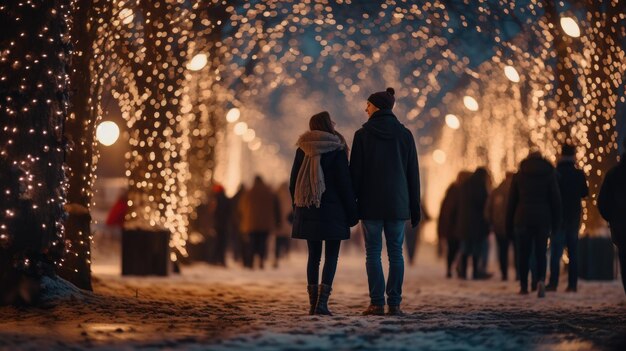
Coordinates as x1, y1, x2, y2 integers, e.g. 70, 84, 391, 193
1, 243, 625, 350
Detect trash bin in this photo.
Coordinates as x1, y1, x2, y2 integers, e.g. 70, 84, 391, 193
122, 228, 170, 276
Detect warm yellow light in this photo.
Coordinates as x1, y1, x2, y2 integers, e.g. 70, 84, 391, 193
504, 65, 520, 83
226, 108, 240, 123
96, 121, 120, 146
119, 8, 134, 25
433, 149, 446, 164
560, 17, 580, 38
463, 96, 479, 111
445, 114, 460, 129
186, 53, 208, 71
234, 122, 248, 136
249, 139, 262, 151
242, 128, 256, 142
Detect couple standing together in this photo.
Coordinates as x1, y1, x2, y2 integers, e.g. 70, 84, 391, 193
288, 87, 421, 316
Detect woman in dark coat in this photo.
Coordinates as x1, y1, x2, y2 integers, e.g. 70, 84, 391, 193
289, 111, 358, 316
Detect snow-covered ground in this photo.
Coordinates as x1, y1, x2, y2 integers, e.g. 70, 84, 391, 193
1, 241, 625, 351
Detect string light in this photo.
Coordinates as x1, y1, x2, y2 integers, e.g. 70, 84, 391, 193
0, 0, 73, 284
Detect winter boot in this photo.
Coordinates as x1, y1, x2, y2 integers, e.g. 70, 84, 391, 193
315, 284, 333, 316
307, 284, 318, 315
387, 305, 405, 316
362, 304, 385, 316
537, 281, 546, 298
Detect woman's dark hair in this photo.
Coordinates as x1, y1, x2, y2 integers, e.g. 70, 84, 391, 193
309, 111, 348, 154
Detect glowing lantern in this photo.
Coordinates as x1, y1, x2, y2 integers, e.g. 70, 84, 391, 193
226, 108, 240, 123
96, 121, 120, 146
463, 96, 479, 111
560, 17, 580, 38
445, 114, 460, 129
504, 65, 520, 83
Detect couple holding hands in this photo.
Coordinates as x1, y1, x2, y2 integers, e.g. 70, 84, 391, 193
289, 87, 421, 316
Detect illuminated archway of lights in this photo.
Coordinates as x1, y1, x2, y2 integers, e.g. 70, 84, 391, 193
86, 0, 625, 257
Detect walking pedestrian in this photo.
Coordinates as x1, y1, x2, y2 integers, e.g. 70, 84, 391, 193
458, 168, 492, 280
438, 171, 471, 278
506, 151, 562, 297
290, 111, 358, 315
238, 176, 281, 269
547, 144, 588, 292
598, 136, 626, 295
485, 172, 515, 281
350, 87, 421, 316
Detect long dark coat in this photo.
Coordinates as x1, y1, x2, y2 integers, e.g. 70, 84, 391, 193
349, 110, 421, 226
506, 155, 562, 236
485, 176, 513, 237
598, 155, 626, 246
438, 183, 461, 241
456, 172, 489, 242
556, 160, 588, 226
290, 148, 358, 241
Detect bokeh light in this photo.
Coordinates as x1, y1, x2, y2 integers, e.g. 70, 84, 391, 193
226, 108, 241, 123
445, 114, 461, 130
463, 96, 479, 111
186, 53, 208, 71
560, 17, 581, 38
433, 149, 447, 164
504, 65, 521, 83
96, 121, 120, 146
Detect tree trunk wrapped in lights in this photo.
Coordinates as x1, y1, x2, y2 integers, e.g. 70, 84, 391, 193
103, 0, 196, 262
545, 0, 624, 234
0, 0, 72, 304
58, 0, 102, 291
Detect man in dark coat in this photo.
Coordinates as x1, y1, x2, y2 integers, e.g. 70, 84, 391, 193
438, 171, 472, 278
485, 172, 515, 281
547, 144, 588, 292
506, 151, 562, 297
598, 137, 626, 295
350, 87, 421, 316
457, 168, 491, 280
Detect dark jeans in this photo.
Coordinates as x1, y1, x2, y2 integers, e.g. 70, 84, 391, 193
250, 231, 269, 269
460, 239, 483, 279
275, 236, 291, 261
549, 219, 580, 289
618, 246, 626, 295
479, 237, 489, 273
447, 239, 461, 275
362, 220, 405, 306
496, 233, 516, 280
404, 221, 419, 265
516, 227, 549, 291
307, 240, 341, 286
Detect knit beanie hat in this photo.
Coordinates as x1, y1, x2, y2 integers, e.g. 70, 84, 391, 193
368, 87, 395, 110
